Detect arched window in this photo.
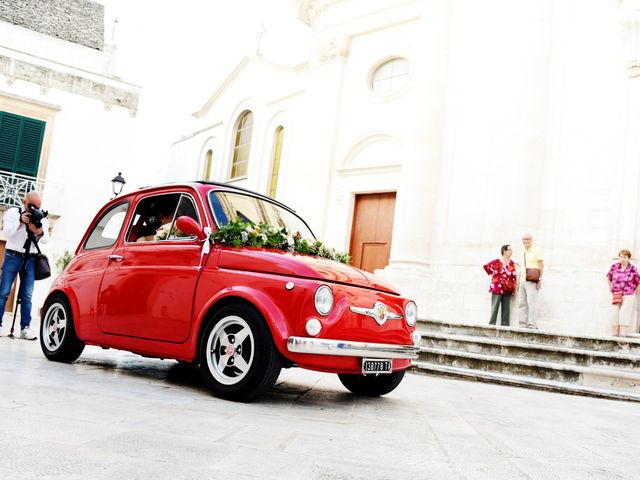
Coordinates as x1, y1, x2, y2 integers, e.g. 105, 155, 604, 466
230, 111, 253, 179
268, 126, 284, 198
370, 58, 409, 96
203, 149, 213, 180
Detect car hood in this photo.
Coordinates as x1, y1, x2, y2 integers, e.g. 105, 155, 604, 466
216, 247, 399, 295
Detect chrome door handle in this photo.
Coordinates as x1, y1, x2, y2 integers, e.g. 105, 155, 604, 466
107, 255, 124, 262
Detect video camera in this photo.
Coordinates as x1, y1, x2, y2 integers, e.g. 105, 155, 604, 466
23, 203, 48, 230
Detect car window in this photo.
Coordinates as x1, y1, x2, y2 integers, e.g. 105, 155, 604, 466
127, 193, 181, 243
84, 202, 129, 250
169, 194, 200, 240
209, 191, 315, 239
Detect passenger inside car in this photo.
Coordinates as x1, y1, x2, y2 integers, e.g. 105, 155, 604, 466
150, 211, 175, 241
128, 194, 180, 243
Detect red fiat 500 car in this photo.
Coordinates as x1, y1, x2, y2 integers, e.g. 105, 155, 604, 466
40, 182, 419, 401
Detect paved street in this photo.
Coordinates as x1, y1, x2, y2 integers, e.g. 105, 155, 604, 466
1, 334, 640, 480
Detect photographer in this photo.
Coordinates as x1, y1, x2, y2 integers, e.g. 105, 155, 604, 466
0, 191, 49, 339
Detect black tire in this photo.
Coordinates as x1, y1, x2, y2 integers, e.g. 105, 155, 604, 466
338, 370, 406, 397
40, 294, 85, 363
199, 303, 281, 402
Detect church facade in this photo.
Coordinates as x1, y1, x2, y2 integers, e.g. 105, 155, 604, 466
167, 0, 640, 335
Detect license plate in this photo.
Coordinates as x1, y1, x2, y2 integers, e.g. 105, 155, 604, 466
362, 358, 392, 374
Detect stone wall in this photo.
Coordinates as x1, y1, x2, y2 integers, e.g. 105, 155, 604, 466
0, 0, 104, 50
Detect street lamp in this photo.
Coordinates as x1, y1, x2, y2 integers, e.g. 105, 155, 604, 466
111, 172, 126, 198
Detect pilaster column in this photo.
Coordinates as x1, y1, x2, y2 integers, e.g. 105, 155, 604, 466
616, 0, 640, 247
286, 34, 350, 237
383, 0, 452, 271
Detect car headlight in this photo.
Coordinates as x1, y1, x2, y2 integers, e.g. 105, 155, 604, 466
405, 301, 418, 326
314, 285, 334, 316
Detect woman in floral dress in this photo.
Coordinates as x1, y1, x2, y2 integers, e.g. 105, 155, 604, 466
483, 245, 518, 326
607, 249, 640, 336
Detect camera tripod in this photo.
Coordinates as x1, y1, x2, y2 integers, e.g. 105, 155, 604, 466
7, 230, 39, 340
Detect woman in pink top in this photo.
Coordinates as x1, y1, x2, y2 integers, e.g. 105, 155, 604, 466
607, 249, 640, 336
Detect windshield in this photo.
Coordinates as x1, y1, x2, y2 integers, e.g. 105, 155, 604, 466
209, 191, 315, 239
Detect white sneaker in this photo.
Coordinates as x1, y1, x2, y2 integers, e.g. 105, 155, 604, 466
20, 328, 36, 340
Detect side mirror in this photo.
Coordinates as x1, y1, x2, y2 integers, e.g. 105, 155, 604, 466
175, 216, 207, 241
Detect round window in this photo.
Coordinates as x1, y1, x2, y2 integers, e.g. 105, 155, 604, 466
370, 58, 410, 96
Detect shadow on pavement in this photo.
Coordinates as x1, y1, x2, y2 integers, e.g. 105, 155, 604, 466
72, 351, 376, 404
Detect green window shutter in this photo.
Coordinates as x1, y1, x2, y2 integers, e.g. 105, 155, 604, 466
0, 111, 45, 177
0, 113, 21, 172
16, 118, 45, 176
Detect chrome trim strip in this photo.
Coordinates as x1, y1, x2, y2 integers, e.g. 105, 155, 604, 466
287, 336, 419, 359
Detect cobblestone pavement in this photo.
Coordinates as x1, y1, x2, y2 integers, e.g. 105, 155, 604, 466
1, 335, 640, 480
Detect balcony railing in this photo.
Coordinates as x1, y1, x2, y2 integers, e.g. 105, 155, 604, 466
0, 170, 63, 212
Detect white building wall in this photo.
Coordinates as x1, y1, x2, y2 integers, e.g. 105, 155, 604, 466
168, 0, 640, 336
382, 0, 638, 335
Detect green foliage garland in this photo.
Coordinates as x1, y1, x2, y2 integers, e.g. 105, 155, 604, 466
211, 219, 350, 264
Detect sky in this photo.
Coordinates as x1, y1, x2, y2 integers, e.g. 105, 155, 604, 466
97, 0, 311, 186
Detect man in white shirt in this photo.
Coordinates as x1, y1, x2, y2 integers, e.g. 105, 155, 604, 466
518, 233, 544, 329
0, 191, 49, 339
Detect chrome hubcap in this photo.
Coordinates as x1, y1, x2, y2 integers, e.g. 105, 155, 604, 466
42, 303, 67, 352
206, 315, 254, 386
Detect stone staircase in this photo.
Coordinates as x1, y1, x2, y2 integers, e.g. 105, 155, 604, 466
411, 319, 640, 402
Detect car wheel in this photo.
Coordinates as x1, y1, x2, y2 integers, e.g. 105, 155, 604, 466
200, 303, 281, 402
338, 370, 406, 397
40, 294, 85, 363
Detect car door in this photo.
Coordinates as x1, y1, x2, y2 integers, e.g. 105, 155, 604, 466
97, 191, 205, 343
68, 201, 131, 337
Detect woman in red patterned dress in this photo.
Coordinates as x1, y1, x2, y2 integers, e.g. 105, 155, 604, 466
483, 245, 518, 326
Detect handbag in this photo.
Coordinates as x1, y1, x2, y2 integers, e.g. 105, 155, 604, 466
612, 291, 623, 305
32, 239, 51, 281
524, 251, 540, 282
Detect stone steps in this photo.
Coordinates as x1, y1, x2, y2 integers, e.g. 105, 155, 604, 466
419, 332, 640, 370
417, 319, 640, 354
411, 362, 640, 403
412, 319, 640, 402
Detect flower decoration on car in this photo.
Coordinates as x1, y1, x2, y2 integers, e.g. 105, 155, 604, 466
211, 219, 351, 264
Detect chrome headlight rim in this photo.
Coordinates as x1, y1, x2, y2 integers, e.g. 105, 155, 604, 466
314, 285, 334, 316
405, 301, 418, 326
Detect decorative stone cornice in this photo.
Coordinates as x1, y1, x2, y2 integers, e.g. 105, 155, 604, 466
313, 35, 350, 63
296, 0, 344, 27
0, 55, 139, 115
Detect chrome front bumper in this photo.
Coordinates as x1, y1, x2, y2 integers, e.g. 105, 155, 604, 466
287, 336, 419, 360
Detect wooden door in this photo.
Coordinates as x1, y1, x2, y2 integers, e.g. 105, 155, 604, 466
0, 240, 17, 312
349, 192, 396, 273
